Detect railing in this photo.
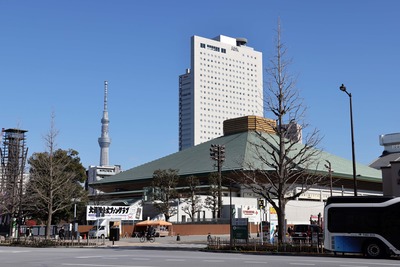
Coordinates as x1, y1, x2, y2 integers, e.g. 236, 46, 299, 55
173, 218, 231, 224
0, 235, 104, 247
206, 236, 324, 253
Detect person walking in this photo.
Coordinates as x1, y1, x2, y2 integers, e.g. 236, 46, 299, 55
59, 226, 65, 240
25, 227, 30, 238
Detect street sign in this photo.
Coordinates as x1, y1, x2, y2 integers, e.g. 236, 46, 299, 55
232, 218, 248, 240
233, 218, 247, 226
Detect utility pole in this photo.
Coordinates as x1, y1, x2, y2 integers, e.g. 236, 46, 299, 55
210, 144, 225, 219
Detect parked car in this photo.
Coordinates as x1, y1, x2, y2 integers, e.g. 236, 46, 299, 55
291, 224, 322, 243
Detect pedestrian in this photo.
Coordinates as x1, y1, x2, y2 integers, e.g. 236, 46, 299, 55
59, 226, 65, 240
25, 227, 30, 238
287, 226, 293, 236
287, 226, 293, 243
146, 225, 154, 240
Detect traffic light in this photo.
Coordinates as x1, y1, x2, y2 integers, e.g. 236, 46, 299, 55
258, 199, 265, 209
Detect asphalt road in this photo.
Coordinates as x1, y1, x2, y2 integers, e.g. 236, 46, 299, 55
1, 246, 400, 267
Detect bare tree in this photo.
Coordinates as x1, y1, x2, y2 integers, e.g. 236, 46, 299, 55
204, 172, 220, 219
239, 21, 324, 244
25, 114, 86, 239
181, 175, 203, 221
152, 169, 179, 221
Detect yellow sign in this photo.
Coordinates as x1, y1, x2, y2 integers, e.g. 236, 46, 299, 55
269, 207, 277, 214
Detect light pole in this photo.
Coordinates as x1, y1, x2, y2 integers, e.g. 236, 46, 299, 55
324, 160, 333, 197
71, 198, 80, 239
176, 194, 181, 223
339, 84, 358, 196
229, 183, 232, 247
258, 199, 265, 245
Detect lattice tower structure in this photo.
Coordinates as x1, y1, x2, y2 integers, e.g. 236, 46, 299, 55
0, 128, 28, 232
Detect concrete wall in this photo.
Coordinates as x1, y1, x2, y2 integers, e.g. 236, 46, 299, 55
171, 224, 230, 236
79, 223, 261, 237
158, 223, 259, 236
382, 161, 400, 197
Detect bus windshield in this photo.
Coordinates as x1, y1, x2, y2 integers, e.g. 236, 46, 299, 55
324, 196, 400, 258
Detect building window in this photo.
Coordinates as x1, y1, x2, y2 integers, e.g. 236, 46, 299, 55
207, 44, 220, 52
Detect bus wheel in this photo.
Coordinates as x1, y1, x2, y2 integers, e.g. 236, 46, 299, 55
364, 241, 385, 258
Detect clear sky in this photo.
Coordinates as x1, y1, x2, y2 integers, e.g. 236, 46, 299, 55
1, 0, 398, 171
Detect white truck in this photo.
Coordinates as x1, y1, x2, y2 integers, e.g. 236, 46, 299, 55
88, 219, 120, 239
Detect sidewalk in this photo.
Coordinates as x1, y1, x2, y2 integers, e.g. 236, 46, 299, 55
99, 234, 227, 250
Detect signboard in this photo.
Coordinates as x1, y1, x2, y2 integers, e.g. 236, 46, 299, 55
240, 205, 259, 222
233, 218, 248, 226
86, 205, 142, 221
232, 218, 248, 240
269, 207, 278, 243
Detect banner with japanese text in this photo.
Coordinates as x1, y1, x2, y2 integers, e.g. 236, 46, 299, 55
86, 205, 142, 221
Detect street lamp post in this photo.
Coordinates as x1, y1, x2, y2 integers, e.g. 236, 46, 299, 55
258, 199, 265, 245
74, 203, 77, 239
339, 84, 358, 196
71, 198, 81, 239
176, 194, 181, 223
325, 160, 333, 197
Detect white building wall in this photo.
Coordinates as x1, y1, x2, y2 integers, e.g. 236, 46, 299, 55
168, 186, 381, 225
87, 165, 121, 195
382, 161, 400, 197
170, 195, 259, 223
283, 201, 324, 225
169, 195, 324, 226
179, 35, 264, 150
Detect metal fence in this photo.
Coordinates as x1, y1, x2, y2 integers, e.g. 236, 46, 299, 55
207, 236, 324, 253
0, 235, 102, 247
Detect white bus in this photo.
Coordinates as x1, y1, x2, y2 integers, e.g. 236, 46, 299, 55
324, 196, 400, 258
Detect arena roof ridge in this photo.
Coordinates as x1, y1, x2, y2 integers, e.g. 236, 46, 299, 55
90, 131, 382, 188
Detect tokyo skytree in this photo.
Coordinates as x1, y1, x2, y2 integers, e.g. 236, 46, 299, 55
98, 81, 111, 166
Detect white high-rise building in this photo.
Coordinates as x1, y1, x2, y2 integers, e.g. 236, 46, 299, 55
179, 35, 264, 150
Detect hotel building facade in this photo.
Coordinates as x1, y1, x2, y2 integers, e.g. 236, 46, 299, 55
179, 35, 264, 150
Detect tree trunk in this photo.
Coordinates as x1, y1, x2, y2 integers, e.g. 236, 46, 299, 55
165, 214, 170, 222
46, 210, 52, 240
277, 197, 286, 244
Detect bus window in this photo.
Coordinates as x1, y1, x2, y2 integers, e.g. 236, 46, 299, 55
324, 196, 400, 258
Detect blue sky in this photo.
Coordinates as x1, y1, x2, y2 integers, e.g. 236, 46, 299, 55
1, 1, 398, 171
